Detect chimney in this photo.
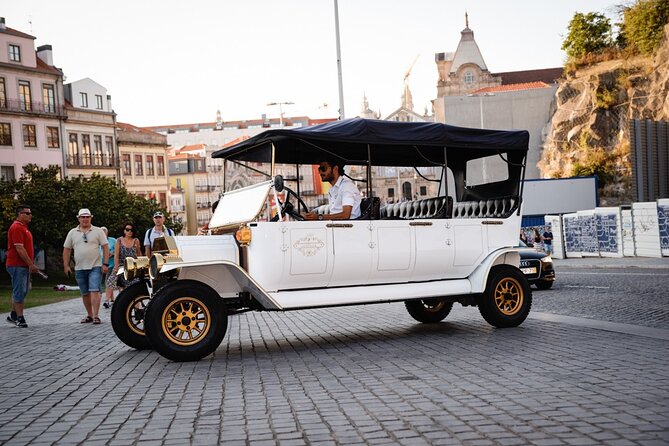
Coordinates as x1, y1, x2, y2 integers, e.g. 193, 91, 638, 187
37, 44, 53, 65
0, 18, 6, 31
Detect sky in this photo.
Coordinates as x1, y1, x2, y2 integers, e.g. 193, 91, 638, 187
4, 0, 619, 127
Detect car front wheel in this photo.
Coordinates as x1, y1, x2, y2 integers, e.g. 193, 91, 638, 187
405, 298, 453, 323
111, 281, 152, 350
144, 281, 228, 362
535, 280, 553, 290
478, 265, 532, 328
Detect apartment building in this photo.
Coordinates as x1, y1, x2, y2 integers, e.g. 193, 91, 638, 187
168, 153, 209, 235
116, 122, 170, 205
63, 78, 119, 181
0, 18, 65, 181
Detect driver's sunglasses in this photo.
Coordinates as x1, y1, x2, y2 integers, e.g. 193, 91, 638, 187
318, 165, 330, 172
82, 232, 88, 243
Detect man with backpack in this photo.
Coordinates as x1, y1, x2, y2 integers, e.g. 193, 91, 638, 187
143, 211, 175, 257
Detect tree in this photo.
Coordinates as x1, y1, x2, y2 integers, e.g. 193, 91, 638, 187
562, 12, 614, 59
620, 0, 669, 55
1, 165, 183, 261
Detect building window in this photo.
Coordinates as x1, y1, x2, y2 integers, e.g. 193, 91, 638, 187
464, 71, 474, 84
159, 192, 166, 204
157, 155, 165, 176
95, 95, 103, 110
68, 133, 79, 164
93, 135, 102, 165
80, 92, 88, 108
420, 186, 427, 196
135, 154, 143, 176
0, 78, 6, 108
387, 187, 394, 198
122, 154, 131, 175
9, 44, 21, 62
0, 123, 11, 145
1, 165, 15, 181
42, 84, 55, 113
146, 155, 155, 176
22, 124, 37, 147
82, 134, 91, 165
105, 136, 114, 166
19, 81, 32, 111
47, 127, 60, 148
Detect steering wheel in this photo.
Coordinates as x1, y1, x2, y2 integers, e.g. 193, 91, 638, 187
272, 176, 307, 221
279, 188, 307, 221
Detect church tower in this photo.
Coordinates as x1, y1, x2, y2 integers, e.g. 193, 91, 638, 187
359, 94, 379, 119
435, 13, 501, 98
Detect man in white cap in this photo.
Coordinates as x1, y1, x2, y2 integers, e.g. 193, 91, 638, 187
144, 211, 174, 258
63, 209, 109, 325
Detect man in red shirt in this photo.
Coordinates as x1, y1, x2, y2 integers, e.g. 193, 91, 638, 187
6, 205, 39, 328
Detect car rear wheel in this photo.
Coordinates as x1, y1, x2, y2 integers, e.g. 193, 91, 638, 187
405, 298, 453, 323
144, 281, 228, 362
478, 265, 532, 328
111, 281, 152, 350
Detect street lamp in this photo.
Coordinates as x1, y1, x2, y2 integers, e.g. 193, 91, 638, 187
267, 101, 294, 127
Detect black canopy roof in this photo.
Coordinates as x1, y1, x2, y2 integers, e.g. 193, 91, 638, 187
212, 118, 529, 166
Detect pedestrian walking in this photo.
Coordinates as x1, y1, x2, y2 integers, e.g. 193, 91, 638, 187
6, 205, 39, 328
542, 224, 554, 255
101, 227, 117, 309
533, 228, 543, 250
62, 209, 109, 325
144, 211, 174, 257
114, 223, 142, 290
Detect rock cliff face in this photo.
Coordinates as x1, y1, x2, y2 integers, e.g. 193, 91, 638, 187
539, 24, 669, 206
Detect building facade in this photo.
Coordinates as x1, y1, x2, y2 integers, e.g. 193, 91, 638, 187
116, 122, 170, 205
63, 78, 119, 181
431, 16, 562, 179
0, 18, 65, 181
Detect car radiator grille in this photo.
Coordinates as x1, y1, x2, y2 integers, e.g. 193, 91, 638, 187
519, 259, 541, 279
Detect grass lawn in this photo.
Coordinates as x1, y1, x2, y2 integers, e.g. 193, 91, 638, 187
1, 279, 81, 313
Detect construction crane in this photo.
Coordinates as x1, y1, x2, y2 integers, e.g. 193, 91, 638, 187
404, 54, 420, 82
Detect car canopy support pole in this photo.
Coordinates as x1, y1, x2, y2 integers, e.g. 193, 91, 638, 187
366, 144, 372, 197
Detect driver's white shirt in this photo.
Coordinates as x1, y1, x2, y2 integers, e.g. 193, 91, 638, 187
328, 175, 361, 219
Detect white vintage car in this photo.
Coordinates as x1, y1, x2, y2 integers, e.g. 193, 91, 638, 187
111, 118, 533, 362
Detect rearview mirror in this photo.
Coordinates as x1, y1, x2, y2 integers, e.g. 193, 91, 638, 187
274, 175, 284, 192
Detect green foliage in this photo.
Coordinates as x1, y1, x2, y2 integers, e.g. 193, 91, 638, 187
0, 165, 183, 254
595, 87, 618, 110
620, 0, 669, 55
572, 132, 618, 187
562, 12, 614, 60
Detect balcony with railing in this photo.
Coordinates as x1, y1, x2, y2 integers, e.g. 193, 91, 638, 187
67, 154, 120, 169
0, 99, 66, 118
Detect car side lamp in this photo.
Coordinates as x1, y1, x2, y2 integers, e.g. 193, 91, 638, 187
235, 225, 252, 247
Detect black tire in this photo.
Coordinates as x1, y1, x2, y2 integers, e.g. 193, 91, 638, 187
478, 265, 532, 328
111, 281, 152, 350
144, 281, 227, 362
535, 280, 553, 290
405, 298, 453, 323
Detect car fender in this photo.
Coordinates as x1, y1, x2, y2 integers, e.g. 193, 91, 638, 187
160, 260, 282, 310
467, 248, 522, 294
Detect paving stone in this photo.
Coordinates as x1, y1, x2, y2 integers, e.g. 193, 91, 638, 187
0, 289, 668, 445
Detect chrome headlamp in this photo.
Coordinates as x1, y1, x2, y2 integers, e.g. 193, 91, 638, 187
124, 256, 150, 280
149, 253, 183, 280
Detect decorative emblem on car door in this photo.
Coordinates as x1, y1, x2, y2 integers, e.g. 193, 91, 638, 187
293, 234, 325, 257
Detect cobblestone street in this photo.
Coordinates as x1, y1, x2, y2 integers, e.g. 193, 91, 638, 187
1, 258, 668, 445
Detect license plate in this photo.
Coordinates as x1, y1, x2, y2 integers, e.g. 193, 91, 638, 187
521, 267, 537, 274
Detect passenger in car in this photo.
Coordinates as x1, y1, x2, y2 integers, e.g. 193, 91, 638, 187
302, 159, 361, 220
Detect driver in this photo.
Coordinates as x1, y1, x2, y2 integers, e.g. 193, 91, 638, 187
303, 159, 361, 220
